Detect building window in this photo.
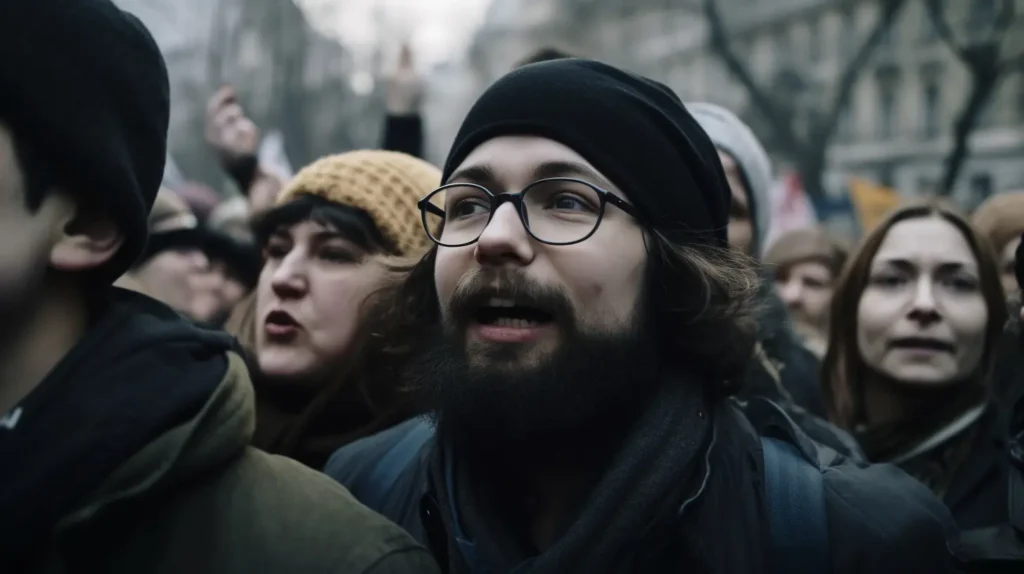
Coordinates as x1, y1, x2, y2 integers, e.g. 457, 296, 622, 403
808, 17, 822, 63
836, 101, 854, 141
968, 173, 993, 207
968, 0, 997, 34
877, 75, 900, 140
978, 94, 996, 127
921, 72, 942, 138
840, 8, 856, 59
919, 0, 944, 43
775, 28, 792, 69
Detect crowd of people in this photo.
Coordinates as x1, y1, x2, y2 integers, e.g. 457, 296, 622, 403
2, 1, 1024, 572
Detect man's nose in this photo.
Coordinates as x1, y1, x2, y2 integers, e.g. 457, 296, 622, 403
474, 202, 534, 266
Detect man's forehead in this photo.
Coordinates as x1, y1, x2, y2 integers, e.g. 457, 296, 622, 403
449, 135, 617, 191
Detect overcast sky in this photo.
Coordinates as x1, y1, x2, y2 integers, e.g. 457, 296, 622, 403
295, 0, 493, 70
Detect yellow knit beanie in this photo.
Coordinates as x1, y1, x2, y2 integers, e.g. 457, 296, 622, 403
276, 150, 441, 255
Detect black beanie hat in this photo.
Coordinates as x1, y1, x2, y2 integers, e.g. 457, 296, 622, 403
0, 0, 170, 281
442, 59, 731, 247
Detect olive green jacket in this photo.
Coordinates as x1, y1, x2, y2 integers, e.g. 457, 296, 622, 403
38, 353, 439, 574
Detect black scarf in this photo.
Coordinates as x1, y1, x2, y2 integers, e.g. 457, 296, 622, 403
0, 290, 231, 563
431, 375, 713, 573
855, 381, 988, 464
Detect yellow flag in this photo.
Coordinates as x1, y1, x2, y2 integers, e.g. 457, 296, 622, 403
848, 177, 900, 234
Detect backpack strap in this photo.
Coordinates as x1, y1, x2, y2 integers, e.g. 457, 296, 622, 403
358, 419, 434, 511
761, 436, 829, 574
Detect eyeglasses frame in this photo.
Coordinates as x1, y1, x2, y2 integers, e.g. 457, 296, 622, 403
417, 177, 638, 248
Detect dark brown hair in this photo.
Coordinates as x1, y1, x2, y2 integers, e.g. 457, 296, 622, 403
821, 201, 1007, 429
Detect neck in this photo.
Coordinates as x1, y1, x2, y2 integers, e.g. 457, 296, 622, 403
861, 372, 978, 428
520, 464, 595, 552
0, 282, 89, 416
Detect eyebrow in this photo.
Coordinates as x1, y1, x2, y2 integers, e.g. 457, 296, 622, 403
875, 258, 977, 273
447, 160, 613, 189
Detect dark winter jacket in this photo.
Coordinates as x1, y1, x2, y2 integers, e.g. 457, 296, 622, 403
743, 276, 827, 417
0, 288, 437, 574
326, 397, 959, 573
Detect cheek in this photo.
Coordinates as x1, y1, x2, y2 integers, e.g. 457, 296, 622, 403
946, 296, 989, 346
434, 247, 470, 316
856, 292, 893, 360
551, 229, 646, 326
805, 289, 833, 315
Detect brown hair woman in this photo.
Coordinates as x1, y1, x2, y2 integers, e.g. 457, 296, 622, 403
822, 201, 1010, 528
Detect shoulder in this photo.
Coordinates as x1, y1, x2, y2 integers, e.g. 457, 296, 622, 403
324, 417, 433, 490
177, 447, 437, 574
822, 458, 960, 573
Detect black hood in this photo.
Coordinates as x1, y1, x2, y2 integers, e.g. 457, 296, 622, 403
0, 288, 236, 561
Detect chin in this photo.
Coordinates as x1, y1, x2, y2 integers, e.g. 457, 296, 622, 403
256, 350, 316, 381
885, 364, 960, 387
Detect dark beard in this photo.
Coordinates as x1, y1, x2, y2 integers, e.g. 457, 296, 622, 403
409, 304, 663, 465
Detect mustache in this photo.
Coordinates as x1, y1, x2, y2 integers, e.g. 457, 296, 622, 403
446, 268, 575, 326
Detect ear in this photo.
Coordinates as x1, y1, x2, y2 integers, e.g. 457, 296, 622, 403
43, 194, 125, 271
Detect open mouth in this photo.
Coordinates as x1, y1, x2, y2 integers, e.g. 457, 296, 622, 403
264, 310, 300, 338
889, 337, 955, 353
472, 297, 555, 329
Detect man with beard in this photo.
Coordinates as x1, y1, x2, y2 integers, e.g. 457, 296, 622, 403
0, 2, 436, 572
326, 59, 959, 572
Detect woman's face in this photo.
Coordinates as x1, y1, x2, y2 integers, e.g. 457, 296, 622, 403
774, 260, 834, 335
254, 219, 386, 380
857, 217, 988, 386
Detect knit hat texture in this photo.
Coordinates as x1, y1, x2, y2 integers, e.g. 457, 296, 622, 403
277, 150, 441, 255
0, 0, 170, 281
442, 59, 731, 247
972, 191, 1024, 253
689, 102, 774, 255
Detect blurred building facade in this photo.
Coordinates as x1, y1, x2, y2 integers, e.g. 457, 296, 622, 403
464, 0, 1024, 203
115, 0, 384, 191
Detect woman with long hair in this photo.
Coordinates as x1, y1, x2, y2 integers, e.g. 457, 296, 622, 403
822, 201, 1010, 528
226, 150, 440, 469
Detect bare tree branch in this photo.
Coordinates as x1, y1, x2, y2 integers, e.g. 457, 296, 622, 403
993, 0, 1017, 41
813, 0, 908, 143
925, 0, 968, 60
703, 0, 801, 155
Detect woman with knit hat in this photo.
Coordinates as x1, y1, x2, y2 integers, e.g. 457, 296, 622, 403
764, 226, 849, 358
226, 149, 440, 469
972, 190, 1024, 302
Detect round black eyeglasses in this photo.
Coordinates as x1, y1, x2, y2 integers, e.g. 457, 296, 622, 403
418, 177, 637, 248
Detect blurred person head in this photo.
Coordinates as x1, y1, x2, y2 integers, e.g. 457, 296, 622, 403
971, 190, 1024, 302
823, 202, 1007, 431
238, 150, 440, 384
689, 103, 773, 258
188, 229, 261, 328
764, 227, 849, 355
376, 59, 759, 455
208, 195, 253, 243
0, 0, 169, 413
173, 181, 221, 222
119, 188, 212, 319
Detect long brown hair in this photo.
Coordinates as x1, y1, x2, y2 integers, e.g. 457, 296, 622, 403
821, 201, 1007, 429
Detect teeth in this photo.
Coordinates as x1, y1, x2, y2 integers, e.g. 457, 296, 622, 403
487, 297, 516, 308
494, 317, 537, 329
